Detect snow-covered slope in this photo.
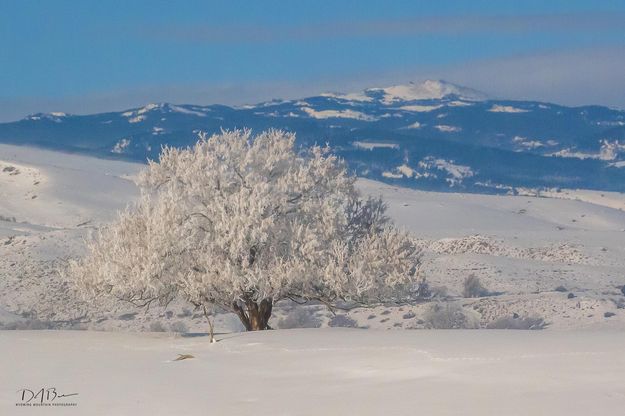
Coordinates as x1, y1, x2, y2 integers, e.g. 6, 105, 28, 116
2, 146, 625, 415
2, 329, 625, 415
0, 144, 139, 229
1, 146, 625, 332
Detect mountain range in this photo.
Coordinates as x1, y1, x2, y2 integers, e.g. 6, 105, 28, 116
2, 80, 625, 194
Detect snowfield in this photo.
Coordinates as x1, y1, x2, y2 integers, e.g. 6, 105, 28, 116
0, 144, 138, 229
2, 329, 625, 415
1, 144, 625, 332
2, 144, 625, 413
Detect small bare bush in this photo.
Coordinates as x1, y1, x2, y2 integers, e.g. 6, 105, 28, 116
0, 319, 54, 330
276, 308, 321, 329
430, 285, 449, 299
463, 275, 490, 298
118, 312, 138, 321
414, 278, 432, 300
149, 321, 167, 332
169, 321, 188, 333
177, 308, 193, 318
423, 302, 480, 329
328, 314, 358, 328
486, 316, 546, 330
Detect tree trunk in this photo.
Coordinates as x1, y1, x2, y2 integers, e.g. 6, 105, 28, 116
232, 298, 273, 331
202, 305, 216, 343
207, 318, 215, 343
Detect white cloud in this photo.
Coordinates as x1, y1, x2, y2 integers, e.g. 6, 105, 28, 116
438, 46, 625, 109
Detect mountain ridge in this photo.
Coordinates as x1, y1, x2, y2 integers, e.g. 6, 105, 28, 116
2, 80, 625, 194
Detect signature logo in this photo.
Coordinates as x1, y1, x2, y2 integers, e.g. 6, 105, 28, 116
16, 387, 78, 407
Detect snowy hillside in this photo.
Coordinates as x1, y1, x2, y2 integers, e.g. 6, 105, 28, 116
2, 329, 625, 415
2, 80, 625, 193
0, 144, 138, 229
1, 145, 624, 332
2, 144, 625, 415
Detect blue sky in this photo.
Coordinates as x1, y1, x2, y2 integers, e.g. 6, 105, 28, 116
1, 0, 625, 121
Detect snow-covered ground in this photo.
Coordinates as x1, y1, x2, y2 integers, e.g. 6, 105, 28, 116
0, 144, 139, 325
2, 329, 625, 415
1, 144, 625, 332
0, 144, 138, 229
357, 180, 625, 330
2, 144, 625, 414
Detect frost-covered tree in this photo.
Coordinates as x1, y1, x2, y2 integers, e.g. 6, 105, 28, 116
68, 129, 421, 331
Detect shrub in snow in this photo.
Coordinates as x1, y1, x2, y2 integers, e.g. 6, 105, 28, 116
414, 278, 432, 300
423, 302, 480, 329
177, 308, 193, 318
486, 316, 546, 330
0, 318, 53, 330
68, 129, 421, 332
462, 275, 490, 298
0, 317, 86, 330
426, 285, 449, 299
149, 321, 166, 332
169, 321, 188, 333
402, 311, 416, 319
219, 313, 247, 333
118, 312, 137, 321
328, 314, 358, 328
276, 308, 321, 329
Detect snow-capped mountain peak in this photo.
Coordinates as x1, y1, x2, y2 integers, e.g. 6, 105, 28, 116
322, 79, 488, 105
366, 80, 487, 104
322, 80, 487, 105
